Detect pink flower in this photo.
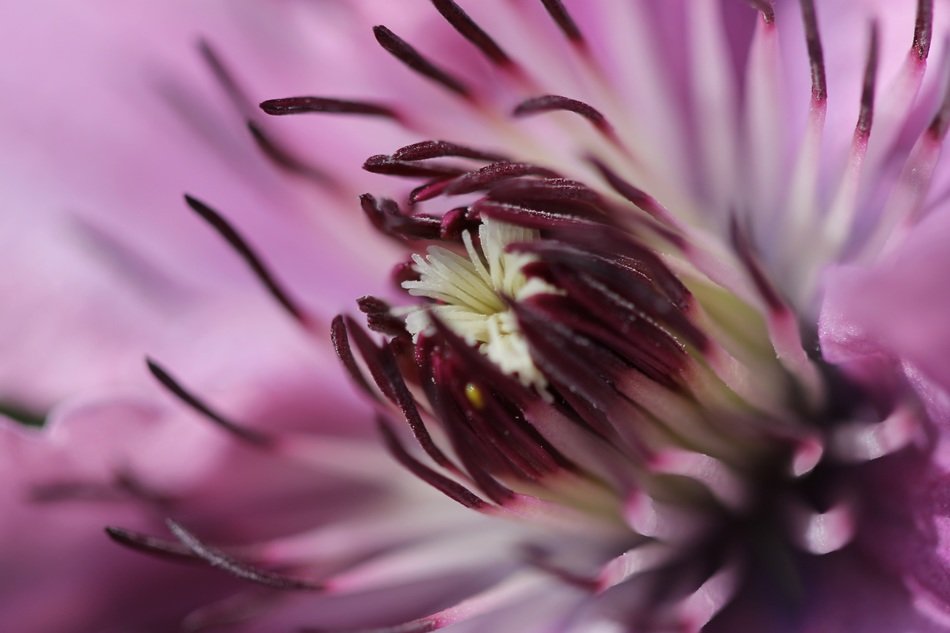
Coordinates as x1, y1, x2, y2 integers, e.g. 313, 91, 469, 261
6, 1, 950, 632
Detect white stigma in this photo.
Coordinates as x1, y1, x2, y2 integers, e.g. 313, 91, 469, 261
400, 218, 555, 389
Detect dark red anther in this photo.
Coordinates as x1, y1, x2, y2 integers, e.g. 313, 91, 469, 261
260, 96, 400, 119
856, 23, 879, 139
799, 0, 827, 104
513, 95, 612, 135
198, 39, 252, 116
376, 416, 488, 510
440, 207, 475, 239
373, 25, 473, 99
914, 0, 934, 60
166, 520, 321, 590
246, 121, 335, 188
331, 315, 378, 399
184, 195, 312, 328
430, 0, 514, 68
393, 140, 509, 163
410, 179, 455, 204
358, 296, 410, 338
927, 64, 950, 139
342, 316, 459, 473
361, 193, 443, 241
364, 155, 467, 179
729, 216, 785, 312
445, 162, 560, 195
539, 0, 584, 44
105, 526, 198, 563
746, 0, 775, 24
146, 358, 274, 447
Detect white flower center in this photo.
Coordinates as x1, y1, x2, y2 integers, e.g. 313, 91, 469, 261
401, 218, 554, 389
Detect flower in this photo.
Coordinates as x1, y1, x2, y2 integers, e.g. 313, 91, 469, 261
7, 0, 950, 632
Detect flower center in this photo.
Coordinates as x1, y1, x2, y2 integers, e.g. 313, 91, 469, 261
401, 217, 555, 389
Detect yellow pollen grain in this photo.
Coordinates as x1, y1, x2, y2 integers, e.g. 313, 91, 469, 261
465, 383, 485, 410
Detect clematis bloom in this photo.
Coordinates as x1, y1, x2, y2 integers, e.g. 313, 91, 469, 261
7, 1, 950, 632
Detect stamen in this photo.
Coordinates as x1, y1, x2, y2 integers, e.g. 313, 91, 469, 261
360, 194, 442, 241
376, 416, 488, 510
856, 22, 880, 139
372, 25, 473, 99
430, 0, 514, 69
198, 39, 251, 116
363, 155, 467, 179
340, 315, 459, 472
166, 519, 321, 590
799, 0, 827, 103
245, 121, 334, 187
145, 357, 273, 447
392, 140, 509, 163
259, 96, 400, 120
104, 526, 197, 563
745, 0, 775, 24
538, 0, 584, 45
184, 194, 313, 328
513, 95, 620, 146
914, 0, 934, 60
445, 162, 559, 195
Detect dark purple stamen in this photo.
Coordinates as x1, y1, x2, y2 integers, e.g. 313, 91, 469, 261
927, 62, 950, 139
198, 39, 251, 116
184, 195, 311, 327
430, 0, 514, 68
360, 193, 443, 241
246, 121, 334, 187
340, 316, 459, 472
539, 0, 585, 45
513, 95, 610, 133
331, 315, 378, 399
392, 140, 509, 163
914, 0, 934, 60
799, 0, 827, 103
358, 296, 411, 337
105, 526, 198, 563
260, 96, 400, 119
373, 25, 473, 98
377, 416, 488, 510
166, 519, 321, 591
146, 358, 273, 447
363, 155, 468, 179
746, 0, 775, 24
445, 162, 560, 195
856, 23, 880, 139
729, 217, 785, 312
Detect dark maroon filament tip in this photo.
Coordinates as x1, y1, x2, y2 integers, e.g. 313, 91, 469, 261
260, 96, 399, 119
146, 357, 273, 447
746, 0, 775, 24
799, 0, 827, 104
376, 416, 488, 510
539, 0, 585, 45
927, 63, 950, 139
331, 315, 378, 399
430, 0, 514, 68
856, 22, 879, 139
392, 139, 509, 163
198, 38, 251, 115
514, 95, 620, 145
105, 526, 198, 563
166, 519, 322, 591
183, 194, 311, 327
373, 25, 473, 99
246, 121, 334, 187
914, 0, 934, 60
729, 216, 784, 312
